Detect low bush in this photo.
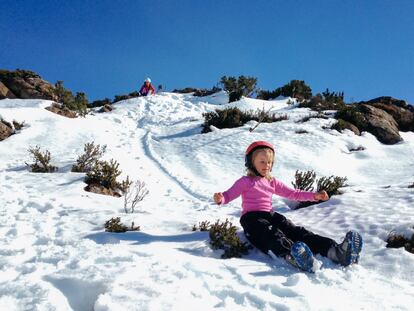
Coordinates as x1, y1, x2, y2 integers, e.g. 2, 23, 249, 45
209, 219, 251, 259
292, 170, 347, 209
291, 170, 316, 191
192, 221, 212, 232
257, 80, 312, 101
72, 142, 106, 173
296, 113, 329, 123
316, 175, 348, 196
202, 107, 288, 133
89, 98, 112, 108
300, 89, 346, 111
85, 159, 122, 190
53, 81, 89, 117
104, 217, 140, 233
220, 75, 257, 103
26, 146, 58, 173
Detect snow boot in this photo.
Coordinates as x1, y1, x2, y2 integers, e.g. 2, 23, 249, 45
286, 241, 315, 273
328, 231, 363, 266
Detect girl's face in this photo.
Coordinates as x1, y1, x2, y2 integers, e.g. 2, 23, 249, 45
252, 149, 274, 177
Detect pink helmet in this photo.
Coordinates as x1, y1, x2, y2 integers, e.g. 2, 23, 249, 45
245, 141, 274, 156
245, 141, 275, 176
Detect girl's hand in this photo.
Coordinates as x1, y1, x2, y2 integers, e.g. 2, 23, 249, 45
314, 190, 329, 201
213, 192, 224, 204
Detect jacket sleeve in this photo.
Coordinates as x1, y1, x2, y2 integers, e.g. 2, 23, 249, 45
220, 177, 248, 204
272, 178, 316, 201
150, 84, 156, 94
139, 85, 145, 95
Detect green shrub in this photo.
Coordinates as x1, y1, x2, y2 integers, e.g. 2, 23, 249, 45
26, 146, 58, 173
72, 142, 106, 173
220, 75, 257, 103
89, 98, 112, 108
114, 94, 130, 102
316, 176, 348, 196
192, 221, 212, 232
335, 106, 367, 129
85, 159, 122, 190
258, 80, 312, 101
292, 170, 316, 191
300, 89, 346, 111
296, 112, 329, 123
53, 81, 88, 116
292, 171, 347, 209
202, 107, 288, 133
104, 217, 140, 233
209, 219, 251, 259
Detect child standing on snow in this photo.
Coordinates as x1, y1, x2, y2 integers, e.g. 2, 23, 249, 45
213, 141, 363, 272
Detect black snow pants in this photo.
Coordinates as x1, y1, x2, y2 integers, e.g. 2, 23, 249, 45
240, 211, 336, 257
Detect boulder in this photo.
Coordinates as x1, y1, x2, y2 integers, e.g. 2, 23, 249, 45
98, 104, 114, 113
45, 102, 77, 118
0, 81, 16, 99
0, 120, 13, 140
336, 104, 402, 144
359, 97, 414, 132
358, 104, 402, 144
0, 69, 56, 100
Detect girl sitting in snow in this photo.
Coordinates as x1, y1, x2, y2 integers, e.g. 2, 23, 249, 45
213, 141, 363, 272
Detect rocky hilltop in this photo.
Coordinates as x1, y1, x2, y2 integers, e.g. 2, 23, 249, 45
0, 69, 56, 101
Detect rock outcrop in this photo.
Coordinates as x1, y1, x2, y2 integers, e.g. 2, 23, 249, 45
0, 69, 56, 100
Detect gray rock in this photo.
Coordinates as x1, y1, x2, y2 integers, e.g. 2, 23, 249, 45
359, 104, 402, 144
0, 120, 13, 141
0, 81, 17, 99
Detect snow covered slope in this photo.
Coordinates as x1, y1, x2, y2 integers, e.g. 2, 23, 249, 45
0, 93, 413, 310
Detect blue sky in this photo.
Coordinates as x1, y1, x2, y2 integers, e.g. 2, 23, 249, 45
1, 0, 413, 103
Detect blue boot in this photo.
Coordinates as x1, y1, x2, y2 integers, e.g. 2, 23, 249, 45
286, 241, 315, 272
328, 231, 363, 266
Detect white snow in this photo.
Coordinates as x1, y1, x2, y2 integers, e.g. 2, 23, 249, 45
1, 93, 413, 310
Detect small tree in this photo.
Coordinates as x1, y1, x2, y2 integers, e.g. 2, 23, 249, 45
220, 75, 257, 103
73, 92, 89, 116
85, 159, 122, 190
123, 179, 149, 213
72, 142, 106, 173
53, 81, 89, 116
26, 146, 58, 173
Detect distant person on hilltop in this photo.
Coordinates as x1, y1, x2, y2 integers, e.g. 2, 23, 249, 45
139, 77, 156, 96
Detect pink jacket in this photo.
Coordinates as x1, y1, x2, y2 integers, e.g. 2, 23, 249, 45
219, 176, 316, 215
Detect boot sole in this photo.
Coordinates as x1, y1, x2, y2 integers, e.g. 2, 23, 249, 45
291, 242, 315, 272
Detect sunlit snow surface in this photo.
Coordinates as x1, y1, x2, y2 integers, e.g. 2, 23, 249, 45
1, 92, 413, 310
